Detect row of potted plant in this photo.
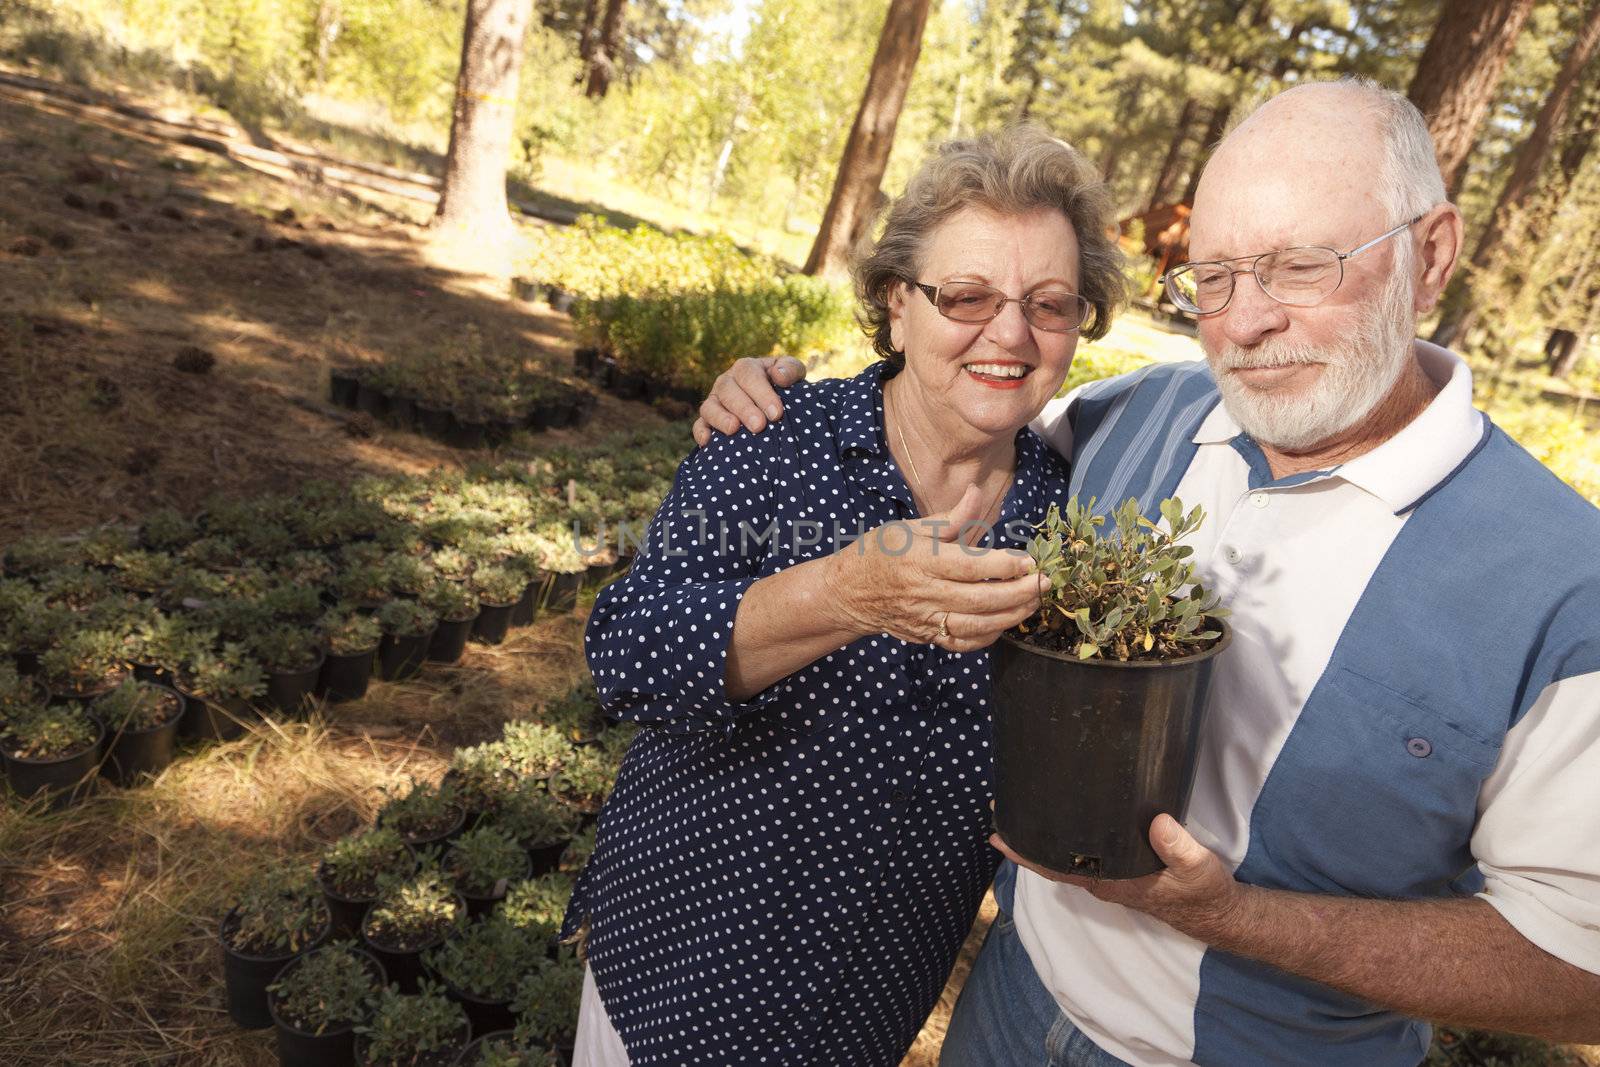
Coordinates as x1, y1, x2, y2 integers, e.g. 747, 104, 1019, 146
329, 340, 598, 450
517, 214, 859, 396
218, 683, 620, 1063
1, 429, 684, 807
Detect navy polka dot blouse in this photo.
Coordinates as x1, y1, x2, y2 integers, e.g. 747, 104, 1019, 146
561, 361, 1071, 1065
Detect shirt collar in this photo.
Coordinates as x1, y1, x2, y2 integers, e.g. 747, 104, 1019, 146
1188, 341, 1486, 512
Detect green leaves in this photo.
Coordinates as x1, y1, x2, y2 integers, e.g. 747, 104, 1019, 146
1020, 496, 1226, 662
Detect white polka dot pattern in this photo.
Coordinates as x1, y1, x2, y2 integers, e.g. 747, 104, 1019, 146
561, 361, 1071, 1065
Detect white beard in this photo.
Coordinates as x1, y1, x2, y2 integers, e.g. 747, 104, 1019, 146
1207, 264, 1418, 452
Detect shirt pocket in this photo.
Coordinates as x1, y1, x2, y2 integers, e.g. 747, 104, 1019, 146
1244, 666, 1501, 898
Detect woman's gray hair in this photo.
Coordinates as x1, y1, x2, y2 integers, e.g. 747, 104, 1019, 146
851, 125, 1126, 368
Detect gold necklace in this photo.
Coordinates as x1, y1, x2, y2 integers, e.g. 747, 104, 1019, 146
888, 381, 1013, 526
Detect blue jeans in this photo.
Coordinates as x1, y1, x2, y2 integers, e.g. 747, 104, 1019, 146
941, 863, 1131, 1067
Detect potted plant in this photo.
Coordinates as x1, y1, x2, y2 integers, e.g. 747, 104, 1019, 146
267, 941, 387, 1067
176, 644, 266, 741
443, 742, 520, 822
496, 874, 576, 945
360, 869, 465, 994
424, 583, 479, 665
93, 678, 185, 786
330, 366, 363, 409
470, 567, 523, 646
379, 779, 468, 849
0, 661, 49, 729
487, 783, 578, 878
0, 700, 104, 809
318, 610, 382, 703
509, 955, 583, 1061
992, 497, 1231, 880
220, 865, 333, 1029
2, 534, 77, 577
128, 614, 215, 686
549, 746, 612, 825
454, 1032, 562, 1066
251, 625, 328, 716
260, 580, 326, 624
423, 915, 547, 1037
378, 600, 438, 683
318, 827, 419, 937
354, 981, 471, 1066
445, 826, 532, 918
542, 685, 606, 748
498, 720, 573, 778
430, 548, 475, 585
334, 564, 393, 613
532, 531, 585, 614
560, 828, 594, 875
7, 597, 71, 676
39, 629, 130, 703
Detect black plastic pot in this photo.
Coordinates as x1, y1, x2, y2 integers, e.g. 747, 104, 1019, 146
317, 846, 419, 938
548, 289, 576, 314
612, 371, 646, 400
14, 648, 41, 675
455, 850, 532, 919
573, 347, 599, 376
597, 358, 618, 389
525, 405, 550, 433
354, 382, 389, 418
379, 628, 435, 682
132, 661, 171, 685
509, 578, 541, 628
101, 688, 185, 786
318, 646, 377, 704
379, 803, 468, 852
2, 717, 105, 809
571, 394, 597, 429
445, 417, 487, 450
266, 649, 326, 717
542, 572, 581, 614
441, 980, 518, 1042
514, 278, 542, 302
388, 394, 418, 432
268, 947, 387, 1067
526, 838, 569, 879
360, 895, 465, 994
47, 670, 129, 706
989, 624, 1232, 880
177, 687, 256, 742
428, 614, 477, 664
220, 907, 331, 1030
484, 417, 521, 447
416, 403, 453, 439
471, 601, 516, 645
329, 369, 360, 409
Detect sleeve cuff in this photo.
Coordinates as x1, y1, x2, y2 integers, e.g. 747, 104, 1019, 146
1476, 873, 1600, 976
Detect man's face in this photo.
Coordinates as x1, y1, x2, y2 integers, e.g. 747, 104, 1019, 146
1188, 109, 1420, 452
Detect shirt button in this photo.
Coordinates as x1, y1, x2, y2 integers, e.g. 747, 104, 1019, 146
1250, 492, 1269, 509
1223, 546, 1243, 565
1406, 737, 1432, 758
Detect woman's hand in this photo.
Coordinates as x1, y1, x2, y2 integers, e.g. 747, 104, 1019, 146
821, 485, 1049, 654
693, 356, 808, 446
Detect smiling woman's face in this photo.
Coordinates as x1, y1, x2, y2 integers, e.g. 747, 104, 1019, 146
888, 204, 1082, 438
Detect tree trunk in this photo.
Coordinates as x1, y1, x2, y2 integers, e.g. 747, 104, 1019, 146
1180, 102, 1233, 203
1147, 97, 1200, 212
433, 0, 536, 257
1469, 0, 1600, 267
803, 0, 934, 279
1406, 0, 1536, 196
583, 0, 628, 99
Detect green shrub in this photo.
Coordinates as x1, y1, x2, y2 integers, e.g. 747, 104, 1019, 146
322, 610, 382, 656
423, 914, 546, 1002
355, 982, 468, 1064
362, 868, 462, 950
377, 600, 437, 637
92, 679, 182, 732
509, 955, 583, 1049
180, 644, 267, 702
268, 942, 382, 1036
446, 826, 527, 896
224, 866, 329, 957
2, 701, 99, 760
320, 827, 415, 899
497, 873, 575, 939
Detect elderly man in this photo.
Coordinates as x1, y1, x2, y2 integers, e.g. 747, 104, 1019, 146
691, 78, 1600, 1066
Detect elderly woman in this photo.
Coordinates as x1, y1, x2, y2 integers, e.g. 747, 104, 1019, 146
560, 126, 1125, 1066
